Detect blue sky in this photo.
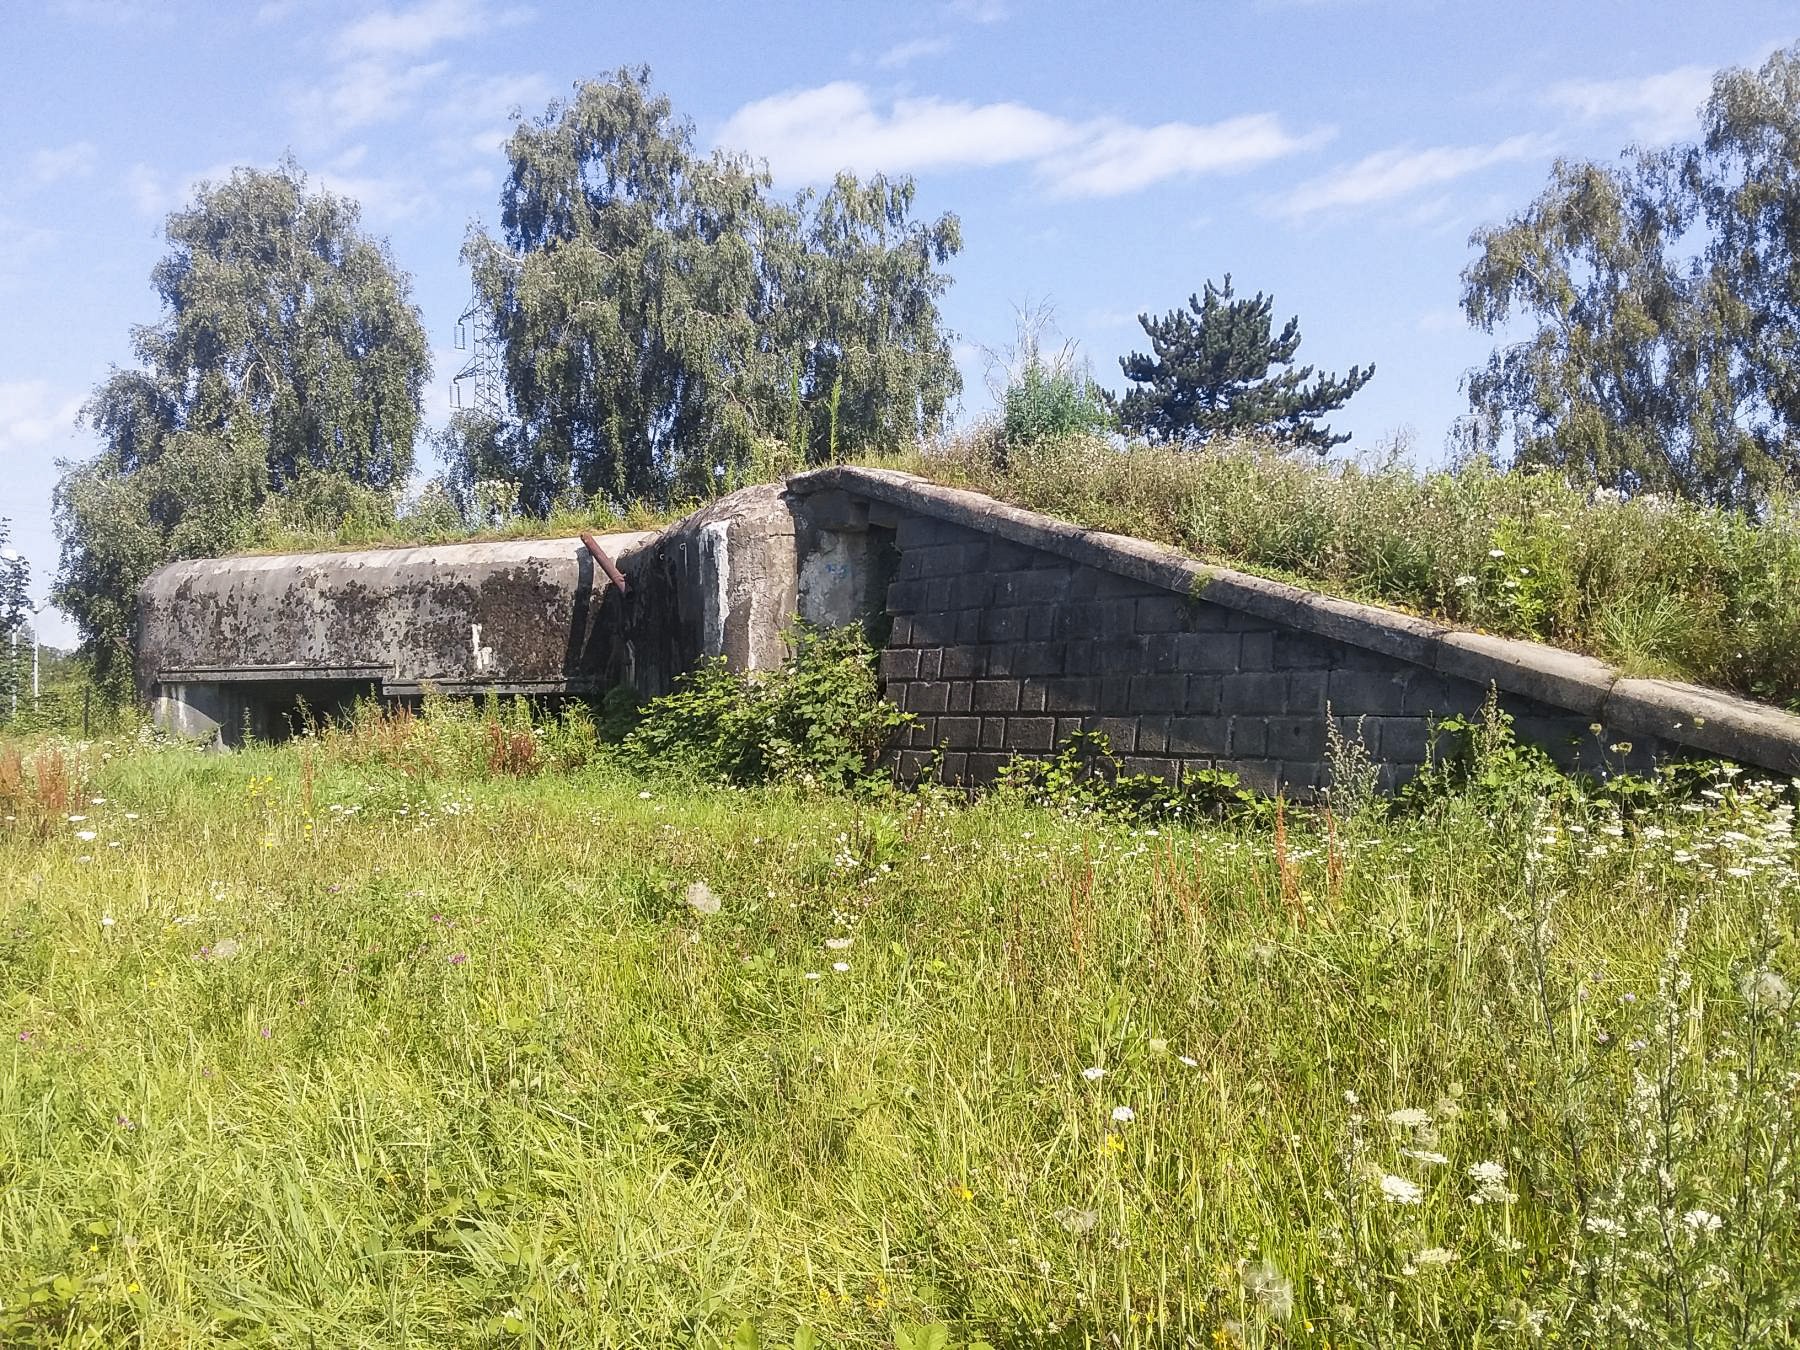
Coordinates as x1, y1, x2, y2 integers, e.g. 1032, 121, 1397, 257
1, 0, 1794, 647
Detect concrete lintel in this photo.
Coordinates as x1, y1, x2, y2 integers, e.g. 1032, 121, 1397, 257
162, 665, 388, 683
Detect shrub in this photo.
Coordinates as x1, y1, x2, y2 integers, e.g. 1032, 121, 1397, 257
623, 625, 911, 790
1000, 362, 1114, 450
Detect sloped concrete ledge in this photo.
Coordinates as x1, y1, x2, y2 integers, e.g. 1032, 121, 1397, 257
789, 465, 1800, 778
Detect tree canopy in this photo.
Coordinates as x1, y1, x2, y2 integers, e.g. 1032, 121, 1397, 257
55, 162, 430, 680
1114, 275, 1373, 451
454, 67, 962, 514
1462, 42, 1800, 510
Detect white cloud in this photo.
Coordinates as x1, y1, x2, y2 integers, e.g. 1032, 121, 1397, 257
1279, 133, 1552, 218
123, 160, 253, 219
293, 58, 450, 136
0, 380, 83, 457
333, 0, 520, 59
717, 83, 1322, 198
1416, 306, 1465, 334
720, 83, 1066, 178
1546, 64, 1715, 145
1045, 114, 1328, 197
29, 141, 97, 186
876, 37, 951, 69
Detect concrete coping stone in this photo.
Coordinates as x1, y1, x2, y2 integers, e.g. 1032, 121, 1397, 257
145, 531, 661, 587
788, 464, 1800, 777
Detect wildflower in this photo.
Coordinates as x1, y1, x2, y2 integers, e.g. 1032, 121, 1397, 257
1111, 1105, 1135, 1124
100, 914, 115, 928
1240, 1259, 1293, 1320
1081, 1066, 1105, 1082
823, 936, 853, 951
637, 790, 652, 800
831, 961, 850, 973
1402, 1149, 1450, 1165
1103, 1134, 1125, 1154
1055, 1206, 1099, 1234
1584, 1216, 1627, 1239
1148, 1037, 1168, 1054
1386, 1107, 1431, 1129
1453, 575, 1476, 587
684, 881, 720, 916
1467, 1160, 1515, 1204
1413, 1247, 1457, 1268
259, 1027, 271, 1039
1178, 1055, 1199, 1068
803, 971, 822, 981
1488, 548, 1506, 558
1740, 969, 1793, 1012
1682, 1209, 1723, 1235
1380, 1174, 1423, 1205
68, 814, 86, 822
1342, 1089, 1359, 1105
449, 953, 468, 965
76, 830, 97, 842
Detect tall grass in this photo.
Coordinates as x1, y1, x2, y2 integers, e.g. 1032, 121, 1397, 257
894, 434, 1800, 709
2, 721, 1796, 1345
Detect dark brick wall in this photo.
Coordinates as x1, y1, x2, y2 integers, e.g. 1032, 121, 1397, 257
877, 510, 1659, 793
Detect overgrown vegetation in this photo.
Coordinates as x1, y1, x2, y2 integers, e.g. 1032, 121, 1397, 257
903, 432, 1800, 708
2, 699, 1797, 1345
621, 626, 911, 791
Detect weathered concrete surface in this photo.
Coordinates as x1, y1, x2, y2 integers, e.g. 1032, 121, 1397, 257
137, 485, 811, 743
139, 533, 658, 695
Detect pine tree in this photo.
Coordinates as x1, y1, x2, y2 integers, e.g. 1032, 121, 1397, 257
1116, 275, 1373, 450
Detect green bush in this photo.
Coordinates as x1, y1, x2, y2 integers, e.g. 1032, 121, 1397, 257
623, 625, 911, 790
1000, 362, 1113, 450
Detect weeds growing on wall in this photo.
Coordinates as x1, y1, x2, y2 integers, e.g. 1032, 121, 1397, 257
893, 432, 1800, 709
991, 729, 1265, 823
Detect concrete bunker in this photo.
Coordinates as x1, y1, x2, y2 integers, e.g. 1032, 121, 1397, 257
138, 471, 1800, 791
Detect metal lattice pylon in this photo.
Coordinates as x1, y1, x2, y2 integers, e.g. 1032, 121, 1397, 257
451, 284, 504, 419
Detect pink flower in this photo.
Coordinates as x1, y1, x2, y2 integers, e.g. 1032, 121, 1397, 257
449, 953, 468, 966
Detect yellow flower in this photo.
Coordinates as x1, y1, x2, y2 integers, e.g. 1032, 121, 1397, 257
1104, 1133, 1125, 1154
952, 1183, 973, 1203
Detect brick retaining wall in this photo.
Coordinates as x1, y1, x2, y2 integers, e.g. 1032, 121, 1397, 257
871, 508, 1658, 792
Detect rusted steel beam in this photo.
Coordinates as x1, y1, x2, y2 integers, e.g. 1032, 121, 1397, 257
579, 532, 631, 594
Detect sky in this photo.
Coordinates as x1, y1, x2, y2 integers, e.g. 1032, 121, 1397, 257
1, 0, 1794, 648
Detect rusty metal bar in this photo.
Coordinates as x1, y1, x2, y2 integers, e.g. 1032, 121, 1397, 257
579, 532, 631, 594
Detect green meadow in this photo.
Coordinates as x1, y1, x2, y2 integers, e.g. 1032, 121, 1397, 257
2, 714, 1798, 1347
